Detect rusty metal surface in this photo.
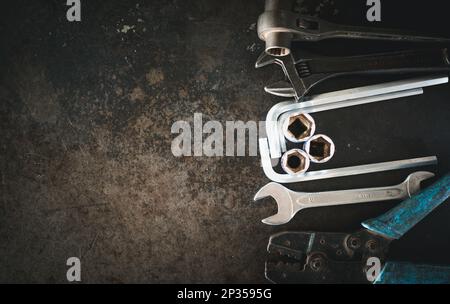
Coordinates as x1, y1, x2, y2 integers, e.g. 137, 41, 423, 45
0, 0, 449, 283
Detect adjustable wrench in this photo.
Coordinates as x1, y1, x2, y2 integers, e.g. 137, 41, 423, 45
256, 48, 450, 100
254, 171, 434, 225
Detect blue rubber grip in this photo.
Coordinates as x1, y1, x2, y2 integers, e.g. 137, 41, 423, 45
375, 262, 450, 284
362, 173, 450, 239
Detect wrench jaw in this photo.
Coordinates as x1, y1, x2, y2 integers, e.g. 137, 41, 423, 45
254, 183, 296, 226
262, 213, 293, 226
405, 171, 435, 197
255, 51, 277, 69
264, 81, 296, 98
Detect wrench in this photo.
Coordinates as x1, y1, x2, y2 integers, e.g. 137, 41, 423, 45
257, 48, 450, 100
254, 171, 435, 225
257, 0, 450, 57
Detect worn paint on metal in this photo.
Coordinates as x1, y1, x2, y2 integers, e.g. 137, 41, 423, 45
362, 173, 450, 239
375, 262, 450, 284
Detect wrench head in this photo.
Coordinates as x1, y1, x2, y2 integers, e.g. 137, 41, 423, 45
255, 51, 276, 68
405, 171, 435, 197
254, 182, 296, 225
265, 81, 296, 98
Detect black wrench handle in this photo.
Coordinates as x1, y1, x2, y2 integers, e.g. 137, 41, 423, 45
302, 48, 450, 76
295, 14, 450, 43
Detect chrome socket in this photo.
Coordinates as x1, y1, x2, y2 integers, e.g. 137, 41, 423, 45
281, 149, 310, 175
282, 112, 316, 143
304, 134, 335, 163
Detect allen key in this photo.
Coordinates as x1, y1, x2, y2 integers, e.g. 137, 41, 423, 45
259, 137, 437, 184
265, 75, 448, 158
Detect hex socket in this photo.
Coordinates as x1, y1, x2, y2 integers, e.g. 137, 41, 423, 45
304, 134, 335, 163
281, 149, 310, 175
283, 112, 316, 143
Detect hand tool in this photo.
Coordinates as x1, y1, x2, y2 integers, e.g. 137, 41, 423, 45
258, 0, 450, 57
279, 133, 335, 175
257, 48, 450, 100
280, 148, 310, 176
264, 173, 450, 283
259, 137, 437, 183
254, 172, 434, 225
282, 112, 315, 143
265, 76, 448, 158
303, 134, 335, 164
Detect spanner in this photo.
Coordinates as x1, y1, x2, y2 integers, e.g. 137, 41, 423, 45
256, 48, 450, 100
258, 0, 450, 57
265, 173, 450, 284
254, 171, 435, 225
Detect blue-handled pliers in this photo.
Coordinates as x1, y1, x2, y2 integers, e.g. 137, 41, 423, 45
265, 173, 450, 284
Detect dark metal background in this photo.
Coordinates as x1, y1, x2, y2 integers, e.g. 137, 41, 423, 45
0, 0, 449, 283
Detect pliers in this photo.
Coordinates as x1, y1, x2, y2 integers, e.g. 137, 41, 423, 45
265, 173, 450, 283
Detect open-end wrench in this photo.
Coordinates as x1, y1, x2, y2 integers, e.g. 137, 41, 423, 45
264, 173, 450, 284
254, 171, 435, 225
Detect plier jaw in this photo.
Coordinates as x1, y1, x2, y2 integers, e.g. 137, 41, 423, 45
265, 230, 390, 284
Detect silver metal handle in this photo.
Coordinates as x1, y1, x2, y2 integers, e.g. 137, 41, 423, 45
294, 185, 406, 209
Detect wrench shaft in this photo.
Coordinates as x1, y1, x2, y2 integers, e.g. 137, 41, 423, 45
303, 49, 450, 75
294, 186, 406, 210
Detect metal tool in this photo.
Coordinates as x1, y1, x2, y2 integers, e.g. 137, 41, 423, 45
282, 112, 315, 143
257, 48, 450, 100
280, 134, 335, 175
269, 90, 423, 158
265, 76, 448, 158
265, 173, 450, 283
304, 134, 335, 163
280, 148, 310, 175
258, 0, 450, 57
254, 172, 434, 225
259, 137, 437, 183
